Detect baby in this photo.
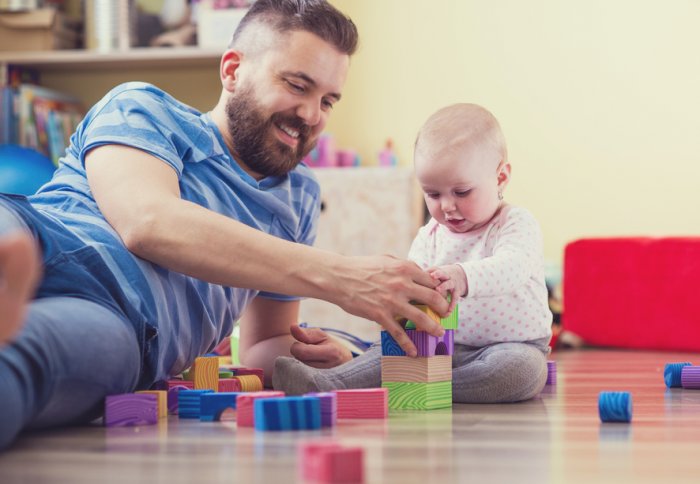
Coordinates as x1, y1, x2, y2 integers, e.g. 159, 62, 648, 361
273, 103, 552, 403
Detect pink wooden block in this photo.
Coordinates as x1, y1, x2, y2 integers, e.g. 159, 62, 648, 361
299, 441, 364, 483
334, 388, 388, 419
236, 391, 285, 427
218, 378, 242, 392
167, 379, 194, 390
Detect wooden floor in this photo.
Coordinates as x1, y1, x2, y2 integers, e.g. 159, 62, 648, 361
1, 348, 700, 483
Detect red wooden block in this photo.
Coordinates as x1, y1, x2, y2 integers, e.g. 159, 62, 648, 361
334, 388, 388, 419
299, 441, 364, 483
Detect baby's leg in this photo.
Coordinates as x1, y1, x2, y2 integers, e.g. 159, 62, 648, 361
0, 203, 40, 346
452, 341, 548, 403
272, 343, 381, 395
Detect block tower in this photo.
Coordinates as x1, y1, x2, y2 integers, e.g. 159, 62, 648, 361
381, 304, 457, 410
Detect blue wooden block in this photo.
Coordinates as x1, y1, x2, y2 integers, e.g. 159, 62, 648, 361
381, 331, 405, 356
200, 392, 241, 422
254, 396, 321, 431
178, 389, 214, 419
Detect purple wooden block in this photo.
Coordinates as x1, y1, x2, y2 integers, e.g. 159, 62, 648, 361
167, 385, 190, 415
305, 392, 337, 427
406, 329, 454, 356
681, 366, 700, 389
105, 394, 158, 427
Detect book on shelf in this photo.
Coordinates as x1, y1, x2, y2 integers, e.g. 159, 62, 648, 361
1, 83, 83, 166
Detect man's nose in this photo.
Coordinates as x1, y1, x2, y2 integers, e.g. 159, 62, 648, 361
296, 99, 322, 127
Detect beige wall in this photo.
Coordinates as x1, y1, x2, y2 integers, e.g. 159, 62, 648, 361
329, 0, 700, 263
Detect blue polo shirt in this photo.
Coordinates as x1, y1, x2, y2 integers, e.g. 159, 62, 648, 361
24, 82, 321, 382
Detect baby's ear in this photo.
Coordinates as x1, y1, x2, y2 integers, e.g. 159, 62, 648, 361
497, 161, 512, 186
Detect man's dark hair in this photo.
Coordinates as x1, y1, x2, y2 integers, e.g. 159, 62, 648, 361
230, 0, 358, 56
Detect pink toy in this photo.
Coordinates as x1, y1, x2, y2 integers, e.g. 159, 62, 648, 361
334, 388, 388, 419
299, 441, 364, 483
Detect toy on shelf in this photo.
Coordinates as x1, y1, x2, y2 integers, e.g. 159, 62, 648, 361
377, 138, 398, 167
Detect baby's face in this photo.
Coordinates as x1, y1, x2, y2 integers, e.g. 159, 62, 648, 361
415, 143, 505, 234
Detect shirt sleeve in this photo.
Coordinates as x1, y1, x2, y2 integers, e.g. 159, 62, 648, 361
459, 208, 544, 298
408, 220, 435, 270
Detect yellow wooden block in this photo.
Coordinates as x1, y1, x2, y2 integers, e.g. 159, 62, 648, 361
414, 304, 441, 324
136, 390, 168, 419
381, 355, 452, 383
194, 356, 219, 391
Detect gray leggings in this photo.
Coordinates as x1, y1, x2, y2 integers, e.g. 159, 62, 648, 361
275, 337, 550, 403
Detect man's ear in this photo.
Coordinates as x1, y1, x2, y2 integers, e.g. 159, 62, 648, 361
220, 49, 244, 92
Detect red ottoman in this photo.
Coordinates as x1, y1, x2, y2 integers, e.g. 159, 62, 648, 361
563, 237, 700, 352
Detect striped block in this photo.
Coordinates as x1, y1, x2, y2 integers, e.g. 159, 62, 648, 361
218, 378, 242, 393
381, 330, 454, 357
200, 392, 240, 422
254, 397, 321, 431
681, 366, 700, 389
334, 388, 388, 419
381, 355, 452, 383
383, 381, 452, 410
178, 389, 214, 419
299, 442, 364, 483
105, 394, 158, 427
194, 356, 219, 391
135, 390, 168, 419
236, 391, 285, 427
405, 303, 459, 330
304, 392, 338, 427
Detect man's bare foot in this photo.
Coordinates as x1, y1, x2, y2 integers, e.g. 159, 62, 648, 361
0, 232, 40, 345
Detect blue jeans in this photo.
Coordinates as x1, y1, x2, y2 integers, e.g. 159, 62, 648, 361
0, 200, 142, 449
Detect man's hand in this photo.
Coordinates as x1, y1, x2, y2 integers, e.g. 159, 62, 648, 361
288, 324, 353, 369
329, 255, 448, 357
428, 264, 467, 315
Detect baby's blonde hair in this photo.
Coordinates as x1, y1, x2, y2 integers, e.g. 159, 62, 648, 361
415, 103, 507, 167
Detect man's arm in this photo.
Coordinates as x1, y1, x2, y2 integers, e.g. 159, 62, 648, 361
85, 145, 448, 355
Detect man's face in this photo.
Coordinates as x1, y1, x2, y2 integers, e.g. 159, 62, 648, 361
226, 30, 349, 178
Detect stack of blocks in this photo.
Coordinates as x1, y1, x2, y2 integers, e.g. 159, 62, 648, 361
381, 304, 457, 410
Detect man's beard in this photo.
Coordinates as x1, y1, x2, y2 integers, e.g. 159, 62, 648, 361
225, 86, 315, 177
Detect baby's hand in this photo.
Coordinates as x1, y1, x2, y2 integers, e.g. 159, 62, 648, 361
428, 264, 467, 314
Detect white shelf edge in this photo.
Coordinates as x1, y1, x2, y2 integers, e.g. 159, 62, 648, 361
0, 47, 223, 70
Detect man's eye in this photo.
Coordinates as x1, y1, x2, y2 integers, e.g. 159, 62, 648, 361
322, 99, 335, 110
286, 80, 304, 92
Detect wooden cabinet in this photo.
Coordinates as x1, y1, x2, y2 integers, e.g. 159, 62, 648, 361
300, 167, 425, 342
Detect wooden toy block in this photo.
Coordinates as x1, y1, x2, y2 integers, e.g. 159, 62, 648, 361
299, 441, 364, 483
334, 388, 388, 419
166, 385, 190, 414
234, 374, 263, 392
219, 378, 242, 392
200, 392, 240, 421
219, 370, 234, 378
405, 303, 459, 330
167, 379, 194, 390
381, 331, 405, 356
382, 381, 452, 410
219, 365, 264, 388
381, 355, 452, 383
381, 330, 454, 357
136, 390, 167, 419
193, 356, 219, 391
105, 393, 158, 427
178, 389, 214, 419
236, 391, 285, 427
254, 396, 321, 431
304, 392, 338, 427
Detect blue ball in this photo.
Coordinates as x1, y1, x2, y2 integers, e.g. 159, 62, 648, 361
0, 144, 56, 196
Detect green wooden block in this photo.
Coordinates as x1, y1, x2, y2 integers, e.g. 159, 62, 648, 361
383, 381, 452, 410
405, 304, 459, 330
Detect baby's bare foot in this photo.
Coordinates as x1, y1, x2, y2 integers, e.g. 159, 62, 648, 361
0, 232, 40, 345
